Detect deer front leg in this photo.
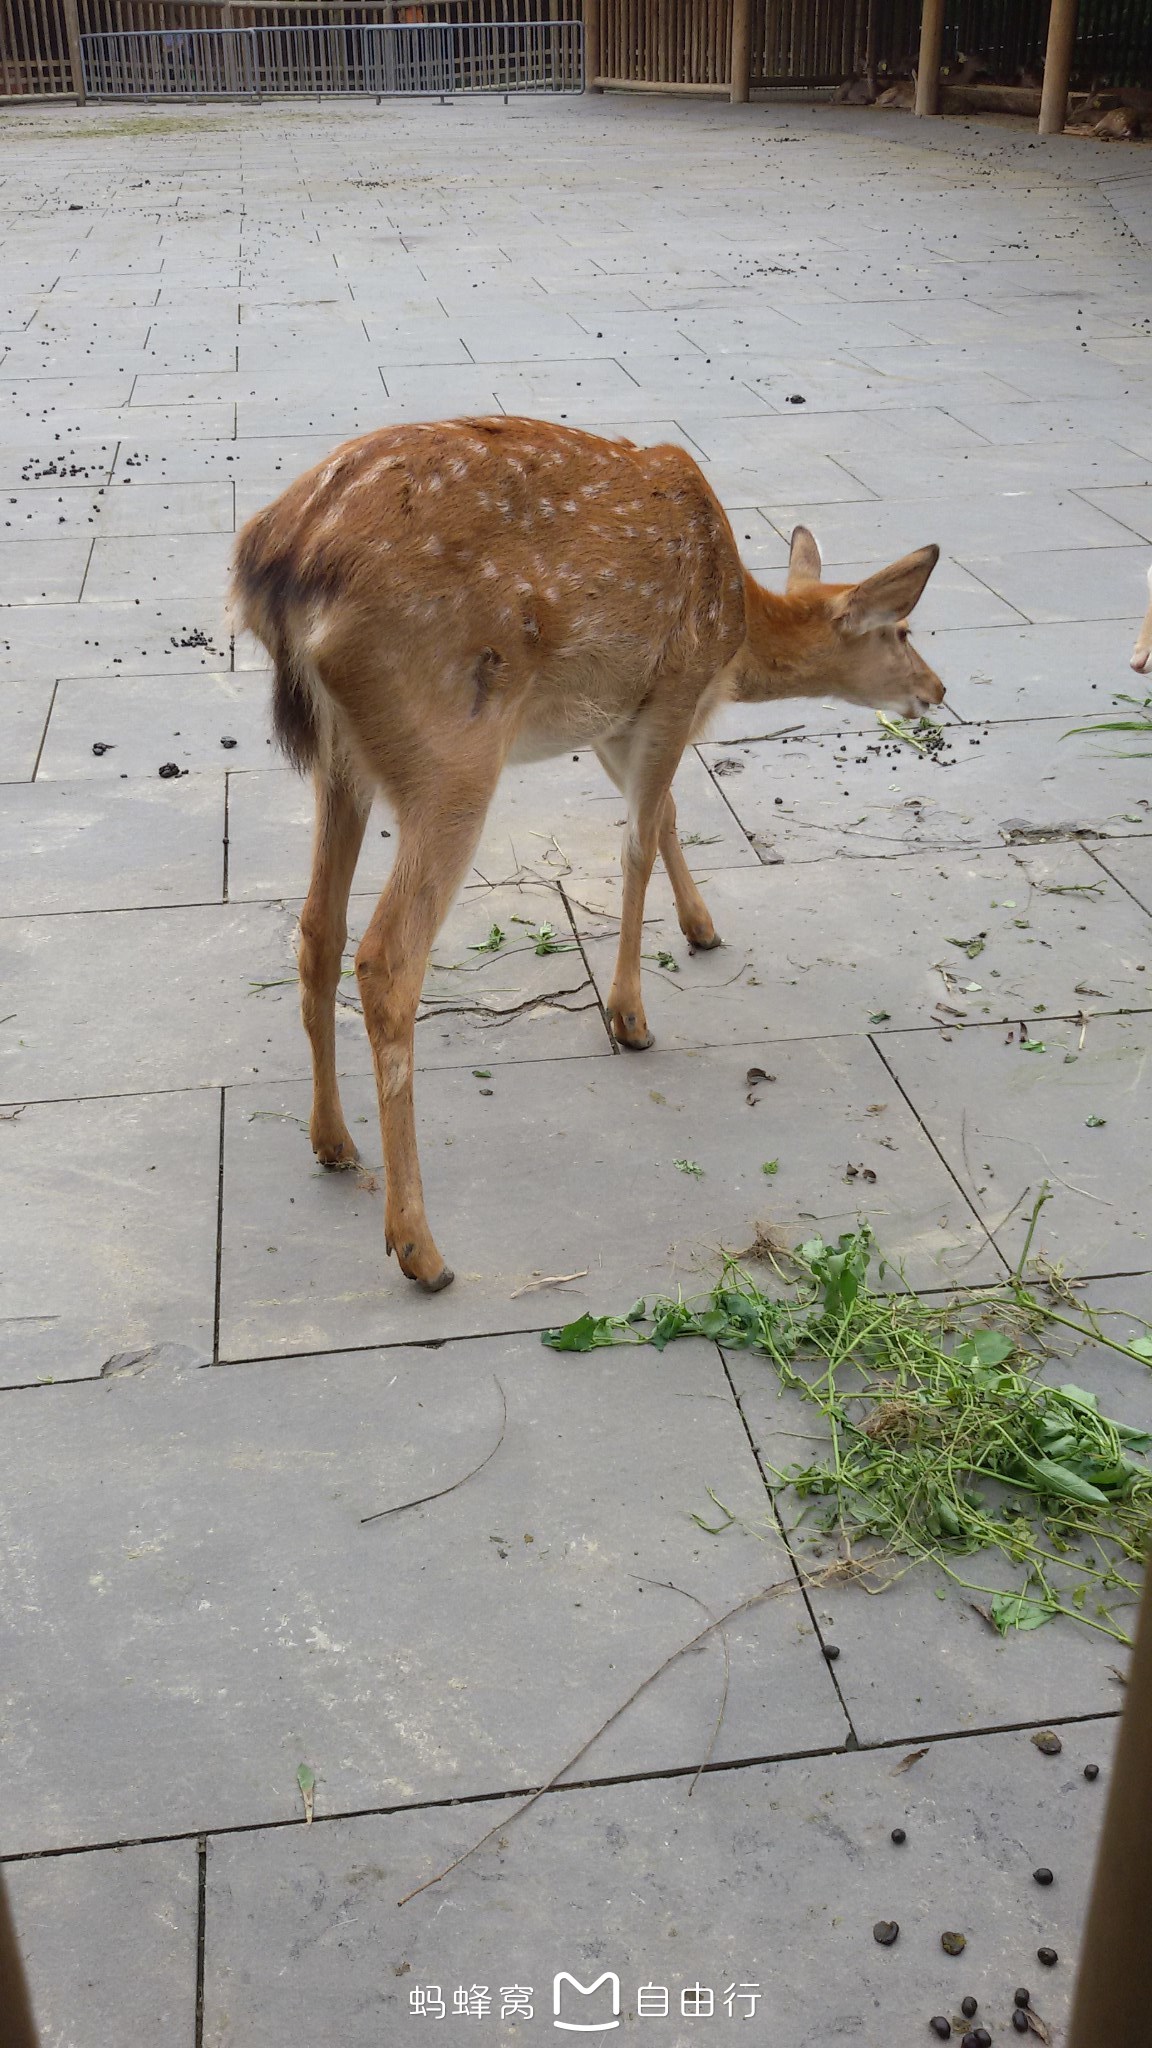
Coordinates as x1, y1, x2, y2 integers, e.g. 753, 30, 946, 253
299, 766, 370, 1167
659, 794, 722, 951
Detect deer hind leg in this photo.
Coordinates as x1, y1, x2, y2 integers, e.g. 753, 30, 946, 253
598, 723, 695, 1051
355, 774, 497, 1293
299, 763, 371, 1167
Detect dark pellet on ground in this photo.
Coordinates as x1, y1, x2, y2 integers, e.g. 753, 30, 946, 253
1012, 2013, 1029, 2033
929, 2019, 951, 2039
824, 1643, 841, 1661
974, 2032, 991, 2047
891, 1827, 906, 1844
941, 1931, 967, 1956
91, 741, 113, 755
1084, 1763, 1100, 1781
1032, 1730, 1062, 1755
1037, 1948, 1058, 1967
158, 763, 182, 779
961, 1997, 978, 2018
220, 736, 237, 749
873, 1920, 899, 1946
961, 2035, 980, 2048
1033, 1867, 1054, 1886
1015, 1990, 1031, 2008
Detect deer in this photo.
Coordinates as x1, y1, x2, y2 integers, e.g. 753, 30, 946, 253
230, 416, 943, 1294
1133, 565, 1152, 674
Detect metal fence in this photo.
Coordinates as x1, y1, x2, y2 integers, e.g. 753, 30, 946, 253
78, 17, 584, 95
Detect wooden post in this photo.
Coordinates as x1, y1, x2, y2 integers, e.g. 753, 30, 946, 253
1038, 0, 1078, 135
913, 0, 944, 116
1067, 1570, 1152, 2047
730, 0, 751, 102
584, 0, 602, 90
62, 0, 86, 102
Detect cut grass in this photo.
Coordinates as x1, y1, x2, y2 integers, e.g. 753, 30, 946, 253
543, 1211, 1152, 1643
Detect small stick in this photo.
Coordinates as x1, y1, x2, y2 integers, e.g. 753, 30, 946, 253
361, 1378, 507, 1526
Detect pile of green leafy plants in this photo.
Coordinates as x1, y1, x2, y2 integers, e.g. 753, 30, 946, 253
543, 1223, 1152, 1642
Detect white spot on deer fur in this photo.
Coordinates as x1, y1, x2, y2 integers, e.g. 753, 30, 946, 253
423, 536, 444, 557
481, 560, 499, 578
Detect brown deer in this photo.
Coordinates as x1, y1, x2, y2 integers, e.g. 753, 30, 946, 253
1133, 566, 1152, 674
230, 417, 942, 1293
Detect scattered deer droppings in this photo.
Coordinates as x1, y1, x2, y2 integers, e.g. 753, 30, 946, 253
930, 2020, 951, 2039
91, 741, 113, 755
1037, 1948, 1058, 1967
1031, 1730, 1062, 1756
973, 2032, 991, 2048
961, 2035, 981, 2048
1033, 1867, 1054, 1886
1012, 2014, 1030, 2034
941, 1931, 967, 1956
158, 762, 182, 779
1015, 1989, 1031, 2008
1083, 1763, 1100, 1781
961, 1998, 978, 2019
873, 1920, 900, 1946
891, 1827, 907, 1845
823, 1642, 841, 1662
220, 735, 237, 749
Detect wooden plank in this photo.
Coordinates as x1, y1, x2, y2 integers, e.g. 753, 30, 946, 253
729, 0, 750, 99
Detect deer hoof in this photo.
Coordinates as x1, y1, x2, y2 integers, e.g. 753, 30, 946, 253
418, 1264, 455, 1294
688, 929, 723, 952
314, 1135, 360, 1168
611, 1013, 655, 1051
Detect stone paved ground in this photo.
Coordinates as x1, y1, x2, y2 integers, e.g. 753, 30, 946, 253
2, 89, 1152, 2048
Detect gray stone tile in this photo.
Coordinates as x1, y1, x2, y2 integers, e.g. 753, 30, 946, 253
880, 1015, 1152, 1279
567, 842, 1152, 1050
0, 483, 107, 537
683, 404, 986, 466
0, 1089, 220, 1389
924, 620, 1148, 722
1092, 834, 1152, 913
958, 546, 1152, 626
202, 1730, 1109, 2048
0, 776, 224, 914
834, 437, 1152, 501
0, 437, 118, 488
697, 720, 1152, 863
0, 537, 90, 605
0, 678, 53, 783
38, 671, 272, 781
82, 531, 234, 606
0, 602, 235, 689
219, 1039, 995, 1361
6, 1844, 198, 2048
765, 492, 1137, 564
225, 748, 756, 903
0, 1334, 844, 1853
1078, 485, 1152, 544
94, 480, 235, 537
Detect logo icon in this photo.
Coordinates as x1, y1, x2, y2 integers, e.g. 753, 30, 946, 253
552, 1971, 621, 2031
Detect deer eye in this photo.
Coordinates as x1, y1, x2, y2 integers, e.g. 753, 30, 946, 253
897, 624, 910, 643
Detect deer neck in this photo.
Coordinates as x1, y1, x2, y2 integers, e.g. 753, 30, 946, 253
728, 574, 834, 704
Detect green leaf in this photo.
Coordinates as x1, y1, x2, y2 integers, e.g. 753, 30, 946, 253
541, 1312, 624, 1353
947, 933, 986, 959
869, 1010, 891, 1024
955, 1329, 1014, 1370
655, 950, 680, 972
673, 1158, 704, 1178
1085, 1114, 1107, 1128
469, 923, 506, 953
1129, 1336, 1152, 1363
990, 1591, 1055, 1635
761, 1159, 779, 1176
296, 1763, 316, 1823
1020, 1038, 1047, 1053
531, 921, 575, 956
1014, 1452, 1111, 1508
472, 1069, 492, 1079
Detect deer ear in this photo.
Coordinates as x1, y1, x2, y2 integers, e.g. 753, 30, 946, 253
787, 525, 822, 589
836, 545, 940, 633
